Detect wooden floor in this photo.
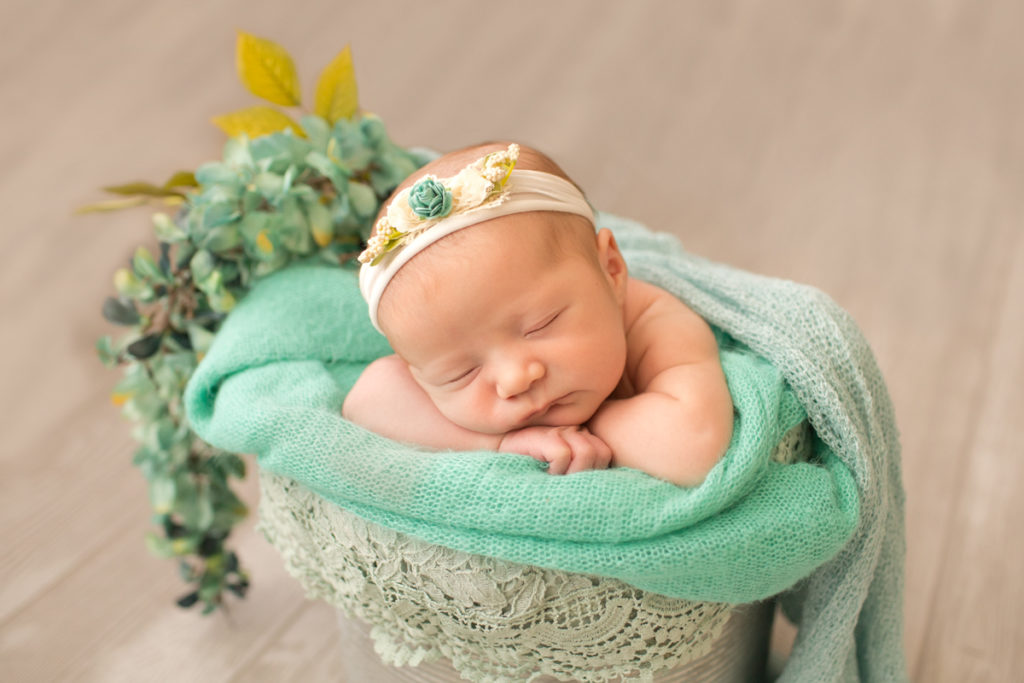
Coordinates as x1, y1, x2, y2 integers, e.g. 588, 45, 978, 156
2, 1, 1022, 680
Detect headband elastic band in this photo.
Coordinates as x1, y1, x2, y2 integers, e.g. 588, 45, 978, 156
359, 169, 594, 332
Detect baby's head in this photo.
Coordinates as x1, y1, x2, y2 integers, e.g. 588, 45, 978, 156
358, 142, 630, 434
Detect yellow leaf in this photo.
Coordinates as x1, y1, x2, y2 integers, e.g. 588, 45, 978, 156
256, 229, 274, 254
312, 225, 333, 247
163, 170, 198, 189
314, 45, 359, 123
211, 106, 304, 138
236, 31, 302, 106
74, 197, 148, 214
113, 267, 137, 292
111, 391, 133, 406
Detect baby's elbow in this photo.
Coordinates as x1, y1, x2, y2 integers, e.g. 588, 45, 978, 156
341, 355, 406, 425
665, 411, 734, 488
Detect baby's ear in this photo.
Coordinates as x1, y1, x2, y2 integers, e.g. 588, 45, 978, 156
596, 228, 629, 301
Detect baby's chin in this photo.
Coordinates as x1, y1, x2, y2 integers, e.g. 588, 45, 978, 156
453, 411, 590, 435
518, 402, 604, 432
444, 395, 606, 434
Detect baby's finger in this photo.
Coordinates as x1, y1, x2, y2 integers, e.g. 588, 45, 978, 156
542, 432, 572, 475
562, 428, 601, 474
589, 433, 613, 469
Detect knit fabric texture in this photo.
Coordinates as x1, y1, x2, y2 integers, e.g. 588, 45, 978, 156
184, 212, 906, 682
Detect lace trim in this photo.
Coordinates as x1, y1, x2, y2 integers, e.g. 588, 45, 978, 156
257, 421, 810, 682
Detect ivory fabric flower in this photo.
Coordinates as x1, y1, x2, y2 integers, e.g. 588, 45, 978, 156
448, 168, 493, 209
386, 188, 420, 231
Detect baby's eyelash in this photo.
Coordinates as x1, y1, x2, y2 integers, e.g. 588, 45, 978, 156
527, 311, 561, 336
445, 367, 477, 385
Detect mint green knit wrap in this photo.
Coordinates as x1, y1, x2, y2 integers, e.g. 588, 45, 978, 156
185, 213, 905, 682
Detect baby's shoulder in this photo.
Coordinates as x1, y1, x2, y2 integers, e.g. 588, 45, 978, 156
624, 278, 706, 332
623, 278, 719, 378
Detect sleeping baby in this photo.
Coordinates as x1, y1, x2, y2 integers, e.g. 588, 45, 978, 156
342, 143, 733, 487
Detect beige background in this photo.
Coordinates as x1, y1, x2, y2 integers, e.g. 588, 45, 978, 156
2, 1, 1022, 681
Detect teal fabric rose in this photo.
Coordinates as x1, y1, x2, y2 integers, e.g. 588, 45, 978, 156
408, 177, 453, 219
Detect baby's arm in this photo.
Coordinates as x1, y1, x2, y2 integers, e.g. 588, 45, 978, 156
587, 287, 734, 487
343, 355, 611, 474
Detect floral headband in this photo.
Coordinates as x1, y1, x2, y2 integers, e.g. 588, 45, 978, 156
358, 143, 595, 331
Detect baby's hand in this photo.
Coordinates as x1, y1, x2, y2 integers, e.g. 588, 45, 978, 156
498, 426, 612, 475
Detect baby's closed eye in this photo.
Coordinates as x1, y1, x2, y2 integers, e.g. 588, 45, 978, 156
443, 366, 479, 386
525, 310, 562, 337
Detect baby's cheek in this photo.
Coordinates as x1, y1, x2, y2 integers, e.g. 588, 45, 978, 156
435, 392, 487, 432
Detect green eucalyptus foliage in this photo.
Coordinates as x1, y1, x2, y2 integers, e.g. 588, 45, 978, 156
99, 113, 421, 614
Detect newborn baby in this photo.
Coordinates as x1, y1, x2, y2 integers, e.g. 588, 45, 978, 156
342, 143, 733, 487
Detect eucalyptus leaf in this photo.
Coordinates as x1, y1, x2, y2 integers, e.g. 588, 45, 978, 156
133, 246, 168, 284
176, 591, 200, 608
102, 297, 140, 326
124, 391, 166, 423
300, 114, 329, 150
95, 335, 119, 367
127, 333, 163, 360
174, 242, 196, 271
222, 136, 254, 169
145, 532, 175, 558
281, 165, 296, 194
347, 181, 377, 218
279, 200, 311, 254
159, 242, 172, 277
197, 496, 215, 531
194, 161, 238, 186
201, 224, 243, 252
208, 288, 237, 314
252, 172, 284, 203
360, 113, 387, 146
114, 267, 149, 299
179, 561, 197, 583
304, 150, 348, 194
150, 476, 177, 515
153, 212, 187, 242
200, 201, 241, 230
175, 474, 200, 527
209, 453, 246, 479
250, 133, 311, 169
187, 324, 216, 355
189, 250, 215, 284
306, 200, 333, 247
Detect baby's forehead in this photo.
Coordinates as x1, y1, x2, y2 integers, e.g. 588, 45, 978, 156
378, 215, 591, 333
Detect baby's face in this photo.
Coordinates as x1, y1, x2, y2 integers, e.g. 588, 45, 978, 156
380, 214, 629, 435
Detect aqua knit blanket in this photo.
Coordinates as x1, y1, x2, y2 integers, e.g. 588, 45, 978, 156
184, 212, 906, 682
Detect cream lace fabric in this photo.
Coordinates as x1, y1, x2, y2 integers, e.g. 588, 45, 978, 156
257, 421, 811, 682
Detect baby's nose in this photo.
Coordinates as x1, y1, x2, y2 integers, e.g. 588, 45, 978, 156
494, 360, 545, 400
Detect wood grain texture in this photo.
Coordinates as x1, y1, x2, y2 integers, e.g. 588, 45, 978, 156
1, 1, 1021, 680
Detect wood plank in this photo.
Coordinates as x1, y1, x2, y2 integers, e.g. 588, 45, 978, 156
916, 218, 1024, 680
228, 601, 343, 683
0, 397, 139, 622
2, 459, 309, 683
